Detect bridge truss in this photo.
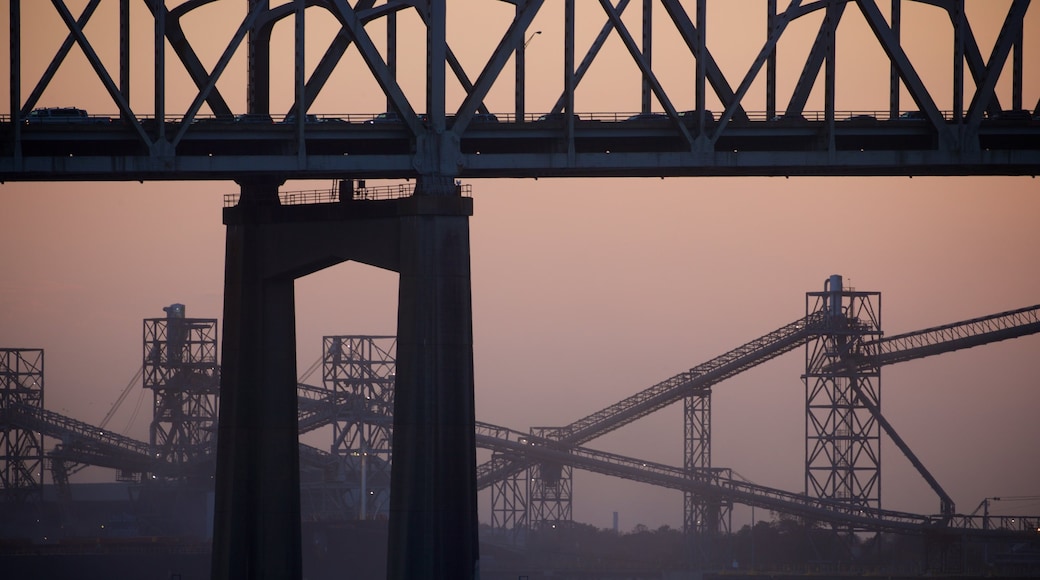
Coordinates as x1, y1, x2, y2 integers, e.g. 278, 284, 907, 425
3, 0, 1039, 181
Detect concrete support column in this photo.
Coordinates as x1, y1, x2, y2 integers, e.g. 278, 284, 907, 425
388, 181, 478, 580
212, 181, 303, 580
212, 177, 475, 580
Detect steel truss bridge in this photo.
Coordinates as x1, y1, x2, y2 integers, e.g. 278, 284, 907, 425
4, 294, 1039, 538
4, 3, 1040, 579
2, 0, 1039, 181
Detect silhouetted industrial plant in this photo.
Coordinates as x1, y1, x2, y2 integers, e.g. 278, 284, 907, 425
3, 2, 1040, 579
3, 275, 1039, 579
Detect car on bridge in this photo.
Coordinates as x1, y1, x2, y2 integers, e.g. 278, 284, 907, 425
280, 113, 321, 124
678, 109, 716, 127
234, 113, 273, 124
986, 109, 1034, 124
769, 112, 809, 123
535, 112, 582, 124
26, 107, 110, 124
843, 114, 879, 125
624, 112, 671, 123
896, 110, 929, 122
365, 111, 430, 124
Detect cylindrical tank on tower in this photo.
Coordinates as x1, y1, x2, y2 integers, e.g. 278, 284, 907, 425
826, 275, 843, 318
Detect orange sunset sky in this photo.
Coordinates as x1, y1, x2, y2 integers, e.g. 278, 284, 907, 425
1, 1, 1038, 531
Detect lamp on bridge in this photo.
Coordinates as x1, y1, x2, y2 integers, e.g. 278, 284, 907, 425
524, 30, 542, 48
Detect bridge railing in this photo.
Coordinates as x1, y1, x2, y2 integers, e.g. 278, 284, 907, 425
8, 109, 978, 127
223, 183, 472, 207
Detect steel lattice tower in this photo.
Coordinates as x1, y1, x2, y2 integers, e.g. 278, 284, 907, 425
684, 389, 715, 533
527, 426, 573, 529
684, 389, 732, 568
143, 305, 219, 476
805, 275, 883, 521
0, 349, 44, 501
490, 460, 528, 540
323, 335, 395, 519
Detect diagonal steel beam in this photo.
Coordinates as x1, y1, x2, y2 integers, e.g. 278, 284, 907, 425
50, 0, 151, 147
551, 0, 634, 115
415, 5, 486, 118
170, 1, 266, 147
710, 0, 805, 147
659, 0, 747, 121
963, 0, 1031, 132
854, 0, 954, 148
595, 0, 695, 148
843, 363, 956, 519
328, 0, 422, 136
262, 0, 377, 116
146, 0, 233, 118
915, 0, 1007, 114
21, 0, 101, 117
785, 1, 847, 117
454, 0, 544, 134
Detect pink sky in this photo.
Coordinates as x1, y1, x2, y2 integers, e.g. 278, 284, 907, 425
1, 2, 1038, 531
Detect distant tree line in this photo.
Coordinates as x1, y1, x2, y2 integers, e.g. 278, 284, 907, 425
480, 514, 1040, 578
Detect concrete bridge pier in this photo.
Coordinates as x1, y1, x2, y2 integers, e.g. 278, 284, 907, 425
212, 179, 302, 580
211, 177, 478, 580
389, 176, 479, 580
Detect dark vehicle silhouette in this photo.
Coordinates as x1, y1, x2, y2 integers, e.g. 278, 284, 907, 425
235, 113, 273, 124
678, 109, 715, 126
535, 112, 581, 123
281, 113, 321, 124
26, 107, 110, 124
624, 112, 670, 123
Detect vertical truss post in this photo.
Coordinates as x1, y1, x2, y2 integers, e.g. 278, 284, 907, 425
154, 0, 165, 142
1012, 12, 1023, 111
953, 0, 965, 122
143, 305, 220, 476
766, 0, 776, 119
824, 1, 837, 151
120, 0, 129, 120
247, 0, 271, 116
0, 349, 44, 502
528, 427, 573, 529
641, 0, 652, 113
564, 0, 576, 159
293, 0, 305, 157
805, 276, 883, 527
323, 335, 395, 520
889, 0, 901, 118
387, 10, 397, 112
514, 3, 526, 121
697, 0, 706, 118
9, 0, 21, 156
428, 0, 446, 131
